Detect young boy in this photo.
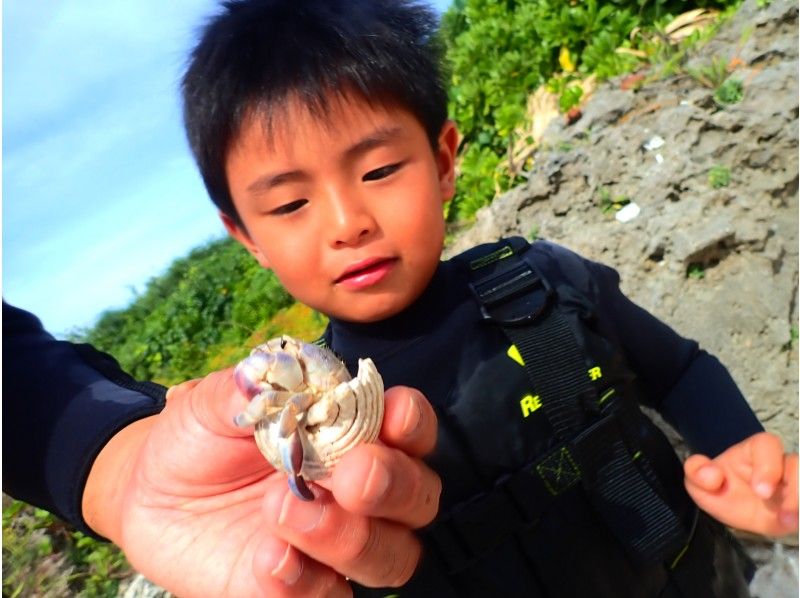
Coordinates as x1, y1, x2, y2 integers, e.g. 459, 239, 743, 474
181, 1, 797, 596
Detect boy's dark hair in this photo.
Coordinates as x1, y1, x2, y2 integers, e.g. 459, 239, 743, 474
182, 0, 449, 227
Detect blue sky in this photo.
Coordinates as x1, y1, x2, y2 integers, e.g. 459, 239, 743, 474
3, 0, 452, 337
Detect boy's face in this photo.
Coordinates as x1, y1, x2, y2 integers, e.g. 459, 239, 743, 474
223, 94, 458, 322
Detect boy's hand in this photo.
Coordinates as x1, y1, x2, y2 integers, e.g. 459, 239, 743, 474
684, 432, 798, 536
84, 369, 440, 598
261, 384, 441, 593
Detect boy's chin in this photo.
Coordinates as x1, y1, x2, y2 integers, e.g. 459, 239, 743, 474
326, 299, 408, 324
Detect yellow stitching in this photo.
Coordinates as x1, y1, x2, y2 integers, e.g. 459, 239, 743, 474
598, 388, 616, 405
537, 447, 581, 495
670, 543, 690, 569
469, 245, 514, 270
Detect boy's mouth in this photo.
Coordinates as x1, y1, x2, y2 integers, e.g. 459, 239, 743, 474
335, 257, 397, 289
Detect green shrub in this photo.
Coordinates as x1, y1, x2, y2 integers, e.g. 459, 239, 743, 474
76, 237, 293, 385
441, 0, 742, 223
3, 499, 130, 598
714, 77, 744, 105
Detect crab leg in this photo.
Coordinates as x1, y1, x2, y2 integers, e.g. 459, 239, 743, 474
234, 389, 293, 427
234, 350, 305, 398
276, 394, 316, 501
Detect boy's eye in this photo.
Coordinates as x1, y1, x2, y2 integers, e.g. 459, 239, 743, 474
270, 199, 308, 215
363, 162, 402, 182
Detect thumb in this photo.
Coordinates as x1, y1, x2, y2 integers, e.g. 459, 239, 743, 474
166, 377, 202, 400
684, 454, 725, 492
168, 367, 254, 438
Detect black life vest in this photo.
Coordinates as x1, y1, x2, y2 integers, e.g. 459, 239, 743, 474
334, 238, 753, 598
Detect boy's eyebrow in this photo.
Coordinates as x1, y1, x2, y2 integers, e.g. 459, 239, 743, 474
341, 125, 404, 161
246, 126, 405, 195
247, 169, 307, 195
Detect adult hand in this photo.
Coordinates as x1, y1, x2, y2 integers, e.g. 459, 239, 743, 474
83, 369, 440, 598
684, 431, 798, 537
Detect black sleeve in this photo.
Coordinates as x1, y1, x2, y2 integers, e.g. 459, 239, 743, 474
536, 242, 763, 458
2, 301, 166, 536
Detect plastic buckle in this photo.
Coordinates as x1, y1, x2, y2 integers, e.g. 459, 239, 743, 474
469, 261, 553, 326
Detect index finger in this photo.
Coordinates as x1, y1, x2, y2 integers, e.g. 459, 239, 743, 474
379, 386, 438, 457
749, 432, 785, 498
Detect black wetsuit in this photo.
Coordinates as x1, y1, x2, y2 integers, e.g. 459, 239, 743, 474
2, 301, 166, 537
324, 240, 762, 597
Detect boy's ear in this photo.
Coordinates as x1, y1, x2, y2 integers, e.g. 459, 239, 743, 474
219, 212, 271, 269
436, 120, 459, 203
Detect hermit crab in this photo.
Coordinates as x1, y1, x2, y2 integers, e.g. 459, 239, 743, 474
233, 335, 384, 500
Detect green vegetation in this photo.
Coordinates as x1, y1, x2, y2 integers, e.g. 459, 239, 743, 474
441, 0, 742, 222
75, 237, 295, 385
685, 52, 745, 107
687, 263, 706, 279
714, 77, 744, 105
3, 499, 130, 597
708, 164, 732, 188
786, 325, 799, 351
687, 55, 732, 88
597, 186, 631, 215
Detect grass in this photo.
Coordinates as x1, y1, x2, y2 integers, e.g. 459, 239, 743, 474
708, 165, 732, 188
687, 264, 706, 279
597, 187, 631, 215
3, 498, 131, 598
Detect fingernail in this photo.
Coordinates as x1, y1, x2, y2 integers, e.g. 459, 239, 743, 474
755, 482, 774, 499
698, 465, 715, 480
780, 510, 798, 529
402, 392, 422, 437
165, 386, 176, 400
278, 488, 325, 532
269, 544, 303, 586
362, 456, 391, 504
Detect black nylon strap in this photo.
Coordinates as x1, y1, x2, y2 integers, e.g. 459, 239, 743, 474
570, 408, 688, 563
503, 318, 592, 440
458, 238, 689, 565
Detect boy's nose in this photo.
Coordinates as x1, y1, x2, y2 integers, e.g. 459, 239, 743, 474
327, 193, 377, 247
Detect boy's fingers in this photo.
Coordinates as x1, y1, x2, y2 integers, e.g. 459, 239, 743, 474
379, 386, 438, 457
332, 443, 441, 528
263, 478, 422, 589
749, 432, 785, 498
253, 534, 352, 598
781, 454, 798, 511
684, 455, 723, 491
